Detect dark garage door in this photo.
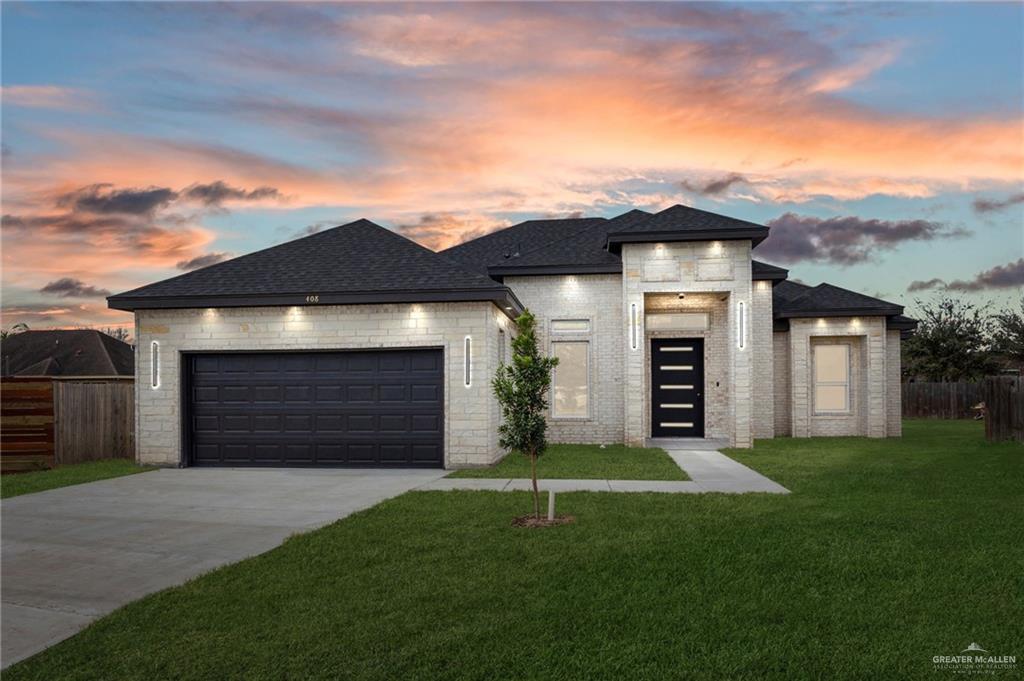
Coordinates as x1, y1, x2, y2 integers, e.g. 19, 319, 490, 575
186, 350, 444, 468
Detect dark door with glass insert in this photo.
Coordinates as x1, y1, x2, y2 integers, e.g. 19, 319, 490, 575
651, 338, 705, 438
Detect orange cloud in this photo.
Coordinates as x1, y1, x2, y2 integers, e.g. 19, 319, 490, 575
0, 85, 93, 110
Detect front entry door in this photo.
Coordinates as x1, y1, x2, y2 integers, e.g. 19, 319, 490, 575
651, 338, 705, 438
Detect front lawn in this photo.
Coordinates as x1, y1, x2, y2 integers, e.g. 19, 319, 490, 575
447, 443, 689, 480
7, 420, 1022, 680
0, 459, 155, 500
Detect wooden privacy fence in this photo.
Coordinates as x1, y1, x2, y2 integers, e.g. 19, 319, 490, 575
983, 377, 1023, 443
1, 377, 135, 472
901, 382, 985, 419
53, 378, 135, 464
0, 378, 55, 472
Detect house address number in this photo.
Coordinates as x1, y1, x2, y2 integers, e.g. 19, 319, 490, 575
305, 295, 320, 303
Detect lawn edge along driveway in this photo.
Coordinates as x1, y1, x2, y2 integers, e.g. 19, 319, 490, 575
448, 443, 689, 480
0, 460, 156, 500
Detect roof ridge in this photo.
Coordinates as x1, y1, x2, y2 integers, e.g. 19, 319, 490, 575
372, 221, 504, 287
90, 330, 119, 375
110, 219, 374, 300
507, 218, 611, 264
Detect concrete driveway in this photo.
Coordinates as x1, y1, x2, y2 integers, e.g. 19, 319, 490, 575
0, 467, 444, 668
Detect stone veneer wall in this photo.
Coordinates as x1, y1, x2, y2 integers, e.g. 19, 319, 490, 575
788, 316, 888, 438
751, 281, 775, 439
807, 336, 866, 437
133, 302, 504, 468
773, 331, 791, 437
503, 274, 624, 444
622, 240, 753, 448
886, 329, 903, 437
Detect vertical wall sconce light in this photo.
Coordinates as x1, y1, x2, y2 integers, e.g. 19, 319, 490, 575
736, 301, 747, 350
150, 341, 160, 389
630, 303, 639, 351
464, 336, 472, 387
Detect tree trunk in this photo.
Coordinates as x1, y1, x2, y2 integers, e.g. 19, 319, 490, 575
530, 450, 540, 519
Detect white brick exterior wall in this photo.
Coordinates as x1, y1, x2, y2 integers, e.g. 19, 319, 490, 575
751, 281, 775, 439
886, 329, 903, 437
133, 302, 507, 468
787, 316, 890, 438
773, 331, 791, 437
622, 240, 754, 447
503, 274, 624, 444
129, 264, 907, 467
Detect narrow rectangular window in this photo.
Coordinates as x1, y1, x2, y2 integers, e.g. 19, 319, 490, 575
150, 341, 160, 389
552, 341, 589, 418
464, 336, 472, 387
551, 319, 590, 333
630, 303, 639, 350
813, 344, 850, 413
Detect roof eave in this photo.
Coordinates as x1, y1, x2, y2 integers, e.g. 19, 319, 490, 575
753, 271, 789, 283
605, 227, 769, 252
108, 287, 526, 320
776, 306, 904, 319
487, 262, 623, 277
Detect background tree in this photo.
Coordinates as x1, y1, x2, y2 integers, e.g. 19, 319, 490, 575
492, 310, 558, 519
903, 297, 1000, 381
100, 326, 131, 342
0, 323, 29, 340
991, 297, 1024, 366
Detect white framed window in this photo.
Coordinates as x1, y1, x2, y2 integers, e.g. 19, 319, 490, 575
813, 343, 850, 413
551, 319, 590, 333
551, 341, 589, 419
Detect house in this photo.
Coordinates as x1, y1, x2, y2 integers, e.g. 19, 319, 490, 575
108, 205, 915, 469
0, 329, 133, 377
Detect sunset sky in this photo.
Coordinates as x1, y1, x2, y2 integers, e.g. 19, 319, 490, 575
2, 2, 1022, 332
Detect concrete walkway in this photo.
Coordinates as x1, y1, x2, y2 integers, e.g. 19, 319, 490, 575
0, 467, 445, 669
418, 448, 789, 495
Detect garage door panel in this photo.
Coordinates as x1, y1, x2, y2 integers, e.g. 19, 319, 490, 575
187, 350, 444, 468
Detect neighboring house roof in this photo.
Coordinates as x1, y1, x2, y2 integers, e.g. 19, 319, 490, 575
1, 330, 134, 377
108, 219, 524, 316
442, 217, 607, 275
606, 204, 769, 250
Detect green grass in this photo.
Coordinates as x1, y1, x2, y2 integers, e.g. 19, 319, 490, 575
447, 443, 689, 480
1, 459, 155, 499
7, 421, 1023, 680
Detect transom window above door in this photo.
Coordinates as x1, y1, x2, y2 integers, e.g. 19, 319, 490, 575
551, 319, 590, 333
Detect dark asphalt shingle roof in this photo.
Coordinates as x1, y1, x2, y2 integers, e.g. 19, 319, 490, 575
1, 330, 133, 377
606, 204, 769, 247
110, 219, 505, 305
752, 260, 789, 281
774, 282, 903, 317
489, 210, 651, 273
441, 217, 607, 274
